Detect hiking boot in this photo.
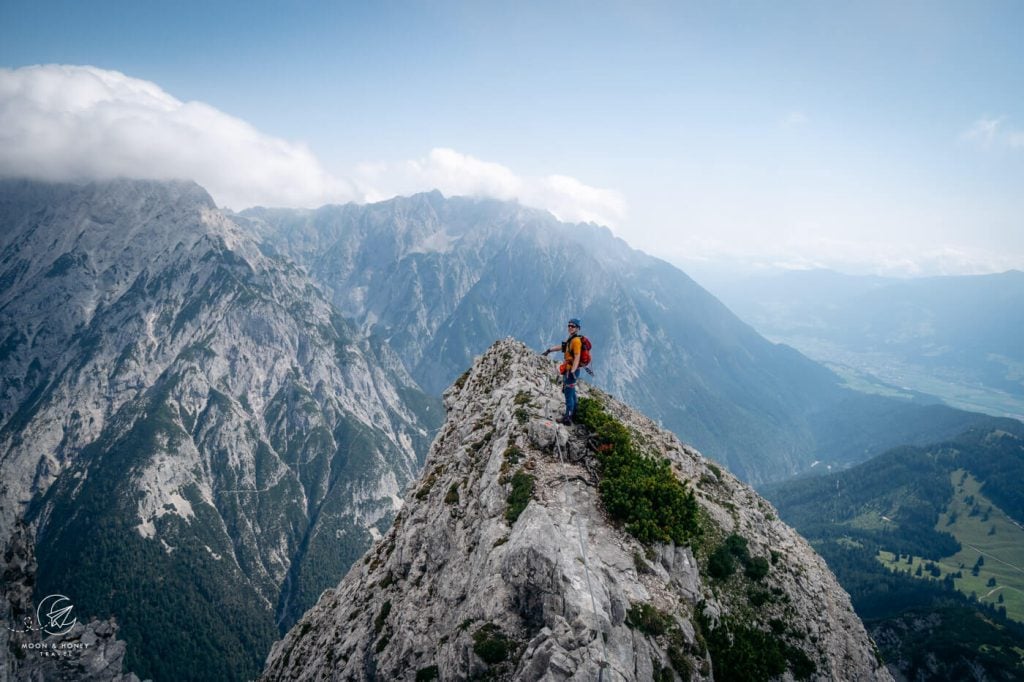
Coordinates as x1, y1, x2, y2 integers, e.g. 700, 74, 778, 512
558, 415, 573, 425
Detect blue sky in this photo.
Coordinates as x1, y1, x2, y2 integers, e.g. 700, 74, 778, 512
2, 1, 1023, 276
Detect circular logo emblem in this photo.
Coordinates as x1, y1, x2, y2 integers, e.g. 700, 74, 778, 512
36, 594, 77, 636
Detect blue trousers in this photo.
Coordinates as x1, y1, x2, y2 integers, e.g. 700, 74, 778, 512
562, 370, 578, 418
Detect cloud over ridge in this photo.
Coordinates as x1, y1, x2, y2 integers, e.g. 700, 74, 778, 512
0, 64, 357, 209
355, 148, 626, 227
0, 65, 625, 226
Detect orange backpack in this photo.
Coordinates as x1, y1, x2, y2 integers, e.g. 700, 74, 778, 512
562, 334, 592, 368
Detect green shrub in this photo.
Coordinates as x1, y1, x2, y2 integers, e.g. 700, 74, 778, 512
667, 630, 692, 679
786, 645, 816, 679
698, 613, 817, 682
633, 551, 654, 575
503, 445, 522, 465
745, 556, 770, 581
626, 602, 672, 637
415, 467, 443, 500
472, 623, 513, 664
747, 588, 771, 607
709, 533, 768, 582
505, 471, 534, 524
627, 603, 694, 678
723, 534, 750, 563
574, 397, 701, 545
708, 545, 737, 579
500, 445, 523, 482
652, 663, 674, 682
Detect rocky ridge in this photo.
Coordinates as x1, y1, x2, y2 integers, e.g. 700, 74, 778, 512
262, 339, 890, 681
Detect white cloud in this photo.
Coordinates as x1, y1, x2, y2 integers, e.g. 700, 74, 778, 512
355, 148, 523, 204
0, 64, 357, 209
0, 65, 626, 226
528, 174, 627, 227
962, 117, 1002, 147
354, 148, 626, 227
961, 115, 1024, 150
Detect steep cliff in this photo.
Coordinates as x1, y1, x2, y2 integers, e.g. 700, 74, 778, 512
263, 339, 889, 681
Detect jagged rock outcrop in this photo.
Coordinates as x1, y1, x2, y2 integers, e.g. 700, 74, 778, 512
263, 339, 890, 681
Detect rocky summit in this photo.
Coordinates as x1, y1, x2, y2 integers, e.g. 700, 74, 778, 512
262, 339, 890, 681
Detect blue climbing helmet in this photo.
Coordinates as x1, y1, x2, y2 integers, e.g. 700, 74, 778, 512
567, 318, 581, 329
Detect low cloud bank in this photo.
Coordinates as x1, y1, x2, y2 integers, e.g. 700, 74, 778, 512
0, 65, 356, 209
0, 64, 625, 226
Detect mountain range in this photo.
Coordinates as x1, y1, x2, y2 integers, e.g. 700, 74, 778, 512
241, 194, 991, 483
0, 178, 1009, 680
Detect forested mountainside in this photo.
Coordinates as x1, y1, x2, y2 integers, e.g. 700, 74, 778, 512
765, 420, 1024, 680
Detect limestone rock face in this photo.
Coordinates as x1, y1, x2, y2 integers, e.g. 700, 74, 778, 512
263, 339, 890, 681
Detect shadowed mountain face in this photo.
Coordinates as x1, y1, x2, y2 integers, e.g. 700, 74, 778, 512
0, 179, 441, 681
244, 194, 991, 483
262, 339, 891, 682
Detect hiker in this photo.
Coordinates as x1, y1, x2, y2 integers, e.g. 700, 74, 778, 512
542, 318, 585, 425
